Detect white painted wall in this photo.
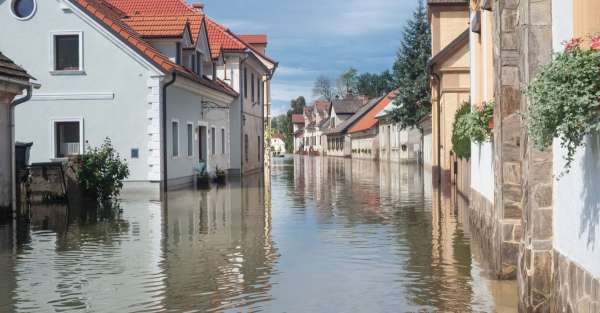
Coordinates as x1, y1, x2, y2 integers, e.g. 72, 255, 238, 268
551, 0, 600, 278
470, 142, 494, 201
0, 0, 160, 182
423, 133, 432, 167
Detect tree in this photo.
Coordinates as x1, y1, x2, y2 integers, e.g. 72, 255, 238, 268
357, 70, 395, 98
290, 96, 306, 114
313, 75, 335, 100
390, 0, 431, 129
338, 67, 359, 96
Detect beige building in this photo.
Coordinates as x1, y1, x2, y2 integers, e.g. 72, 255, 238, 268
375, 101, 424, 163
427, 0, 470, 191
0, 52, 35, 220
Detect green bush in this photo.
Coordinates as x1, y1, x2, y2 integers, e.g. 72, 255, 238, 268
452, 102, 472, 159
72, 138, 129, 205
525, 37, 600, 174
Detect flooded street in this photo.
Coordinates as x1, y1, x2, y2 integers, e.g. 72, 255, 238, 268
0, 156, 517, 312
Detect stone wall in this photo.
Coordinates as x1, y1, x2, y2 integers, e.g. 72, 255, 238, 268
552, 251, 600, 313
515, 0, 556, 311
491, 0, 525, 281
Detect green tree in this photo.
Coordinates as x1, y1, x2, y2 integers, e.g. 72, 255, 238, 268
390, 0, 431, 129
357, 70, 395, 98
290, 96, 306, 114
338, 67, 359, 96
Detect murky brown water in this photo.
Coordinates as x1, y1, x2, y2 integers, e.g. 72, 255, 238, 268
0, 156, 517, 312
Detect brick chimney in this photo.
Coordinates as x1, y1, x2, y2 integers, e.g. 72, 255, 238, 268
191, 2, 204, 13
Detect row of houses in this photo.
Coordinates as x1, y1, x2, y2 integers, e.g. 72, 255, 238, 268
0, 0, 277, 202
428, 0, 600, 311
292, 92, 433, 166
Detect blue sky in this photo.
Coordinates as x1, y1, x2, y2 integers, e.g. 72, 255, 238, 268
202, 0, 419, 116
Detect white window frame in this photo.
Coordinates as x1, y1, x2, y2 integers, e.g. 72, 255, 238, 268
10, 0, 37, 21
171, 119, 180, 158
50, 31, 85, 75
186, 122, 194, 158
50, 117, 84, 160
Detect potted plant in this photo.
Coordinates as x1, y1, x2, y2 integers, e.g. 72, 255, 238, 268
213, 167, 227, 185
525, 35, 600, 174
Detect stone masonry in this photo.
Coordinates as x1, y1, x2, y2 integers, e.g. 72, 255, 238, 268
515, 0, 555, 311
552, 251, 600, 313
492, 0, 524, 281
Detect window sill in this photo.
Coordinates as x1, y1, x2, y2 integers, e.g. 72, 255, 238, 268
50, 70, 86, 76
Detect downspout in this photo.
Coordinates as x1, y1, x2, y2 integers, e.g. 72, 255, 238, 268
162, 72, 177, 198
239, 54, 249, 174
432, 71, 442, 191
10, 85, 32, 219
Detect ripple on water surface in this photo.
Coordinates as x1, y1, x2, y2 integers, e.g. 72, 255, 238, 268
0, 156, 516, 312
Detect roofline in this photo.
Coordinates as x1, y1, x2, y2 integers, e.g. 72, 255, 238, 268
67, 0, 237, 98
426, 28, 469, 74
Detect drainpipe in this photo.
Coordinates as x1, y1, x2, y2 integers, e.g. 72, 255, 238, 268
10, 85, 33, 219
239, 54, 249, 175
162, 72, 177, 198
432, 72, 442, 191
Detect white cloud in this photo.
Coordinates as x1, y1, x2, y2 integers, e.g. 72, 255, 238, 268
270, 81, 314, 102
277, 66, 319, 77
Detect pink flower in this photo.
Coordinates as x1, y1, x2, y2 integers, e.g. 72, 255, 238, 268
591, 35, 600, 50
564, 37, 583, 50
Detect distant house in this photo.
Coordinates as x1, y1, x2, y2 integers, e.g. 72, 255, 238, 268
270, 134, 286, 155
348, 91, 400, 160
0, 0, 276, 191
301, 99, 330, 155
374, 94, 424, 163
291, 113, 304, 153
0, 52, 35, 219
322, 96, 369, 157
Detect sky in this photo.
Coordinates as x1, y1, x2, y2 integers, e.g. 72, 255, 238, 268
202, 0, 420, 116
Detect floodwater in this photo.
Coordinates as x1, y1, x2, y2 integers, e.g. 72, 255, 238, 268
0, 156, 517, 312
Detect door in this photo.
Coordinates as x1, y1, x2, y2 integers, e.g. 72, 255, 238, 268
198, 126, 207, 162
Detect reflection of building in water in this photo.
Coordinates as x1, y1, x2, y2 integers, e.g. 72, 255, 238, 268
162, 174, 276, 312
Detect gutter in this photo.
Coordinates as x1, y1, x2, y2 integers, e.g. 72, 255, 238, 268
161, 72, 177, 198
10, 85, 34, 219
239, 54, 249, 174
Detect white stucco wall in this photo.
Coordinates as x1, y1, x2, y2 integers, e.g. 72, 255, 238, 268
551, 0, 600, 279
0, 0, 159, 182
471, 142, 494, 201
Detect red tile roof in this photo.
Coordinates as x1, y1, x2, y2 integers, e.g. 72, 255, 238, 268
69, 0, 237, 97
348, 90, 399, 134
291, 114, 304, 124
205, 17, 248, 59
239, 34, 268, 45
123, 15, 193, 38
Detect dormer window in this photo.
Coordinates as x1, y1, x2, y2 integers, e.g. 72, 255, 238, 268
175, 42, 182, 65
196, 51, 203, 75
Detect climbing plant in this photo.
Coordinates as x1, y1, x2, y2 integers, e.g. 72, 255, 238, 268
451, 102, 472, 159
525, 36, 600, 173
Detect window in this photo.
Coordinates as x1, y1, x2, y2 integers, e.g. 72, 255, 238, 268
176, 42, 182, 65
223, 61, 228, 80
221, 128, 225, 154
244, 68, 248, 98
196, 51, 203, 75
191, 55, 196, 73
11, 0, 36, 19
251, 73, 255, 103
211, 127, 216, 155
244, 134, 249, 161
131, 148, 139, 159
54, 34, 80, 71
172, 121, 179, 157
187, 123, 193, 157
54, 121, 81, 158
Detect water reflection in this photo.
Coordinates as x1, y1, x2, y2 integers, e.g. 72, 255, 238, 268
0, 156, 516, 312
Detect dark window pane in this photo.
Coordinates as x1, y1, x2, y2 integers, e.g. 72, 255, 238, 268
12, 0, 34, 18
55, 35, 79, 71
55, 122, 80, 158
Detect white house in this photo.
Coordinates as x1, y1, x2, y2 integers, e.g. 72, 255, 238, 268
291, 113, 304, 153
322, 96, 368, 157
270, 135, 286, 155
209, 20, 278, 175
301, 100, 330, 155
0, 0, 275, 191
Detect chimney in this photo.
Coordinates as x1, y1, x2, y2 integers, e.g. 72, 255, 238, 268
191, 2, 204, 13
